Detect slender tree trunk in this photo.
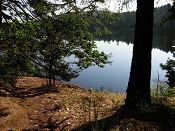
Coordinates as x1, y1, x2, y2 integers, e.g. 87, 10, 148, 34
48, 57, 53, 87
125, 0, 154, 109
0, 0, 2, 29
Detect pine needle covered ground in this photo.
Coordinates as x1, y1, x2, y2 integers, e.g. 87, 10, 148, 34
0, 76, 125, 130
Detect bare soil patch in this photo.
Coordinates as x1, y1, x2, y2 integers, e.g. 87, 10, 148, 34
0, 76, 125, 131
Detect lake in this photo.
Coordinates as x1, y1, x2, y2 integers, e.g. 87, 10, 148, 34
70, 32, 175, 92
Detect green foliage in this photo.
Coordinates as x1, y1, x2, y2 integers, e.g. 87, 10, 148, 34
89, 4, 175, 33
160, 59, 175, 88
151, 79, 168, 96
160, 2, 175, 24
0, 20, 42, 87
26, 1, 112, 84
1, 0, 112, 87
164, 87, 175, 97
151, 78, 175, 97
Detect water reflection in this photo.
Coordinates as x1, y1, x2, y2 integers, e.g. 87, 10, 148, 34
70, 41, 132, 92
96, 30, 175, 53
70, 40, 173, 92
70, 31, 175, 92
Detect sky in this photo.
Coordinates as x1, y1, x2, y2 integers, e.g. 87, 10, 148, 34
49, 0, 174, 13
102, 0, 174, 12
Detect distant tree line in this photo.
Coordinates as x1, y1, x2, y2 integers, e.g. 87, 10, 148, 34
92, 4, 175, 55
89, 4, 175, 34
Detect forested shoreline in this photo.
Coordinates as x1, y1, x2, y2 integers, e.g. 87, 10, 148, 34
91, 4, 175, 54
90, 4, 175, 33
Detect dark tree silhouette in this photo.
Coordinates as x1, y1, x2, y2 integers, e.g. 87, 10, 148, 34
0, 1, 2, 28
125, 0, 154, 109
160, 59, 175, 88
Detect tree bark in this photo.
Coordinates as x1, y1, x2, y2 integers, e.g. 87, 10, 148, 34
125, 0, 154, 109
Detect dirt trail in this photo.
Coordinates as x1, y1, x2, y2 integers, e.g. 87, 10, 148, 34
0, 97, 32, 130
0, 76, 126, 130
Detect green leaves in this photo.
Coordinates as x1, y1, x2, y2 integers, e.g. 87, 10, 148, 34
160, 59, 175, 88
0, 0, 112, 86
0, 20, 43, 87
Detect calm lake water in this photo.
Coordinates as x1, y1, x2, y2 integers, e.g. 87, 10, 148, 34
70, 32, 175, 92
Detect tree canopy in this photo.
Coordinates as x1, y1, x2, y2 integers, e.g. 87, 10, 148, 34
0, 0, 112, 87
160, 59, 175, 88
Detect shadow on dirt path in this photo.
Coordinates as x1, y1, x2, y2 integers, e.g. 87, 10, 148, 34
0, 85, 59, 98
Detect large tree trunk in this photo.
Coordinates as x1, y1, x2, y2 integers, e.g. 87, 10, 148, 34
125, 0, 154, 109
